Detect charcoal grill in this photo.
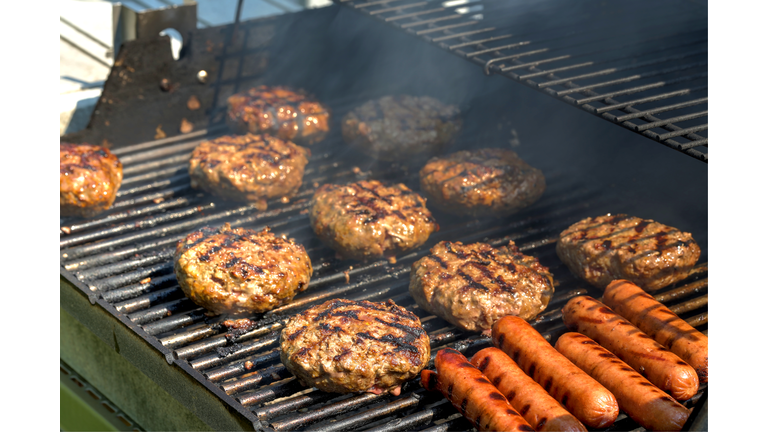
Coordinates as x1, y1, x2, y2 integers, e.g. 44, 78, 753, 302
61, 2, 708, 431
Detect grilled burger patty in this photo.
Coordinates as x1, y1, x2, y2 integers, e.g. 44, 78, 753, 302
556, 214, 701, 291
280, 298, 430, 395
188, 134, 310, 206
60, 142, 123, 218
227, 86, 330, 146
341, 95, 461, 162
420, 148, 545, 218
309, 180, 438, 261
409, 241, 554, 332
174, 223, 312, 315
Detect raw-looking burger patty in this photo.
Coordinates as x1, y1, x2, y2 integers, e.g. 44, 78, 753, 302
341, 95, 462, 162
409, 240, 554, 332
419, 148, 546, 217
227, 85, 330, 146
174, 223, 312, 315
280, 298, 430, 395
188, 133, 310, 206
309, 180, 438, 261
556, 214, 701, 291
60, 142, 123, 218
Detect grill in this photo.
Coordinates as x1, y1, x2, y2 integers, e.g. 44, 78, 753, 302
60, 2, 708, 431
336, 0, 708, 163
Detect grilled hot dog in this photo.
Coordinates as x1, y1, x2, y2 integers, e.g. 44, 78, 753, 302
556, 332, 691, 431
603, 279, 708, 383
471, 347, 587, 432
492, 316, 619, 429
421, 348, 535, 432
562, 296, 699, 401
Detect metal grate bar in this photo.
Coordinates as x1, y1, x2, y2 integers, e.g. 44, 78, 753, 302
634, 110, 708, 132
614, 97, 708, 121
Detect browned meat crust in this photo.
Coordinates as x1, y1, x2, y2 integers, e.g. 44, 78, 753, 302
341, 95, 461, 161
174, 223, 312, 315
409, 241, 554, 332
60, 142, 123, 218
227, 86, 330, 146
309, 180, 438, 261
188, 133, 309, 206
556, 214, 701, 291
419, 148, 545, 217
280, 299, 430, 394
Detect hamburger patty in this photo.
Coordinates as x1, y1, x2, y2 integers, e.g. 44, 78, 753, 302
419, 148, 545, 217
188, 134, 310, 206
341, 95, 461, 162
174, 223, 312, 315
280, 298, 430, 395
556, 214, 701, 291
227, 86, 330, 146
60, 142, 123, 218
409, 240, 554, 332
309, 180, 438, 261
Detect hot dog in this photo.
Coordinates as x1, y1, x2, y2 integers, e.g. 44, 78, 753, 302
421, 348, 535, 432
562, 296, 699, 401
603, 279, 708, 383
470, 347, 587, 432
555, 332, 691, 431
492, 316, 619, 429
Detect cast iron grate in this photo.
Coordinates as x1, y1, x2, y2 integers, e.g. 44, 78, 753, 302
334, 0, 708, 163
60, 96, 708, 431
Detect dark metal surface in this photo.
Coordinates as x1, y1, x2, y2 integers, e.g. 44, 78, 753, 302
336, 0, 708, 163
60, 4, 708, 431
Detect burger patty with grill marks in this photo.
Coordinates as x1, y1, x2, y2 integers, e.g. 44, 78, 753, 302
60, 142, 123, 218
309, 180, 438, 261
419, 148, 545, 218
280, 298, 430, 395
188, 134, 310, 207
174, 223, 312, 315
409, 240, 554, 332
227, 86, 330, 146
556, 214, 701, 291
342, 95, 462, 162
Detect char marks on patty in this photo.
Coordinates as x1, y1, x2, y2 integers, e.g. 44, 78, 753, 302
419, 148, 545, 218
409, 241, 554, 332
60, 142, 123, 218
556, 214, 701, 291
309, 180, 438, 261
280, 299, 430, 394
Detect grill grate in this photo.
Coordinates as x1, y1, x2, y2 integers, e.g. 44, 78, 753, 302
61, 92, 708, 431
335, 0, 708, 163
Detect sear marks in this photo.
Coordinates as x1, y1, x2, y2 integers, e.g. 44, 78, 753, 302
60, 142, 123, 218
280, 298, 430, 395
227, 86, 330, 146
409, 241, 554, 332
309, 179, 438, 261
556, 214, 701, 291
188, 133, 310, 205
419, 148, 546, 218
173, 223, 312, 315
341, 95, 462, 162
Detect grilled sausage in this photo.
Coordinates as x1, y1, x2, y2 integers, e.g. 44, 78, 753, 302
470, 347, 587, 432
562, 296, 699, 401
421, 348, 535, 432
555, 332, 691, 431
603, 279, 708, 383
492, 316, 619, 429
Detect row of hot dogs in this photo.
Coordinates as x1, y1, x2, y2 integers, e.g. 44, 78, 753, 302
421, 279, 708, 431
